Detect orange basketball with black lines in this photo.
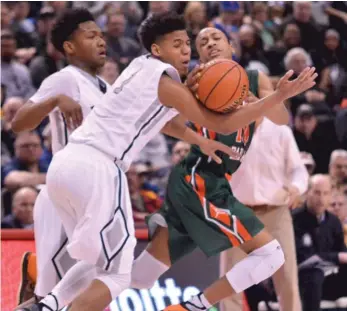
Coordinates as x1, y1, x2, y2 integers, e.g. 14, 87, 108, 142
196, 59, 249, 113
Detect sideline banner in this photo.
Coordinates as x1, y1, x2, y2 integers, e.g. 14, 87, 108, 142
1, 229, 220, 311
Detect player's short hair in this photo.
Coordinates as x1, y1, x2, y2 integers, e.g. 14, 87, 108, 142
51, 8, 94, 54
138, 12, 186, 52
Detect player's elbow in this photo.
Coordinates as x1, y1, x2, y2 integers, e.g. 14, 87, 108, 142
11, 119, 24, 133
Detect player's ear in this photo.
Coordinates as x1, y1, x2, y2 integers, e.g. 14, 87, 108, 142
63, 41, 75, 55
229, 41, 235, 55
151, 43, 161, 57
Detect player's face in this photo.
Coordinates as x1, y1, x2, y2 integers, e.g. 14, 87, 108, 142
196, 28, 233, 63
153, 30, 191, 77
69, 21, 106, 69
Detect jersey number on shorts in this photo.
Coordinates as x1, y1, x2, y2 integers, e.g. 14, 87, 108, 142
236, 125, 250, 145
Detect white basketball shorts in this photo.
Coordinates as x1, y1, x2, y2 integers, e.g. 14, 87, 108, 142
33, 187, 76, 297
46, 143, 136, 274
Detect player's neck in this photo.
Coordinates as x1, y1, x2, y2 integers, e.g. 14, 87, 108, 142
69, 59, 98, 77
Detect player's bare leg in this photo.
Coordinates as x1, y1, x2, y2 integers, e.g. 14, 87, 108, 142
163, 230, 284, 310
66, 279, 112, 311
131, 226, 283, 311
202, 229, 274, 304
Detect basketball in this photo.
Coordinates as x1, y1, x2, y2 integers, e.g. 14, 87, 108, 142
196, 59, 249, 113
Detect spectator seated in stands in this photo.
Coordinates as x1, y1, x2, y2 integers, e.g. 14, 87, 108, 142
29, 34, 65, 89
329, 149, 347, 189
2, 131, 48, 191
184, 2, 208, 66
284, 47, 330, 116
1, 3, 13, 31
266, 22, 302, 75
238, 24, 269, 71
312, 28, 347, 74
1, 29, 35, 100
35, 6, 57, 53
98, 58, 120, 85
329, 189, 347, 246
11, 1, 36, 49
127, 163, 162, 224
293, 104, 340, 173
40, 123, 53, 165
105, 11, 141, 70
171, 140, 191, 166
1, 186, 37, 229
282, 1, 322, 52
300, 151, 316, 176
147, 1, 171, 17
293, 174, 347, 311
1, 96, 24, 160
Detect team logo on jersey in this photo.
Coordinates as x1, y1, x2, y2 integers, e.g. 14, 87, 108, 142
229, 146, 246, 162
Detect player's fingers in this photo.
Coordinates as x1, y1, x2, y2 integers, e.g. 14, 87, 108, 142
190, 65, 201, 77
190, 83, 199, 93
277, 70, 294, 89
210, 152, 222, 164
299, 72, 318, 92
302, 67, 316, 83
63, 113, 73, 130
75, 108, 83, 127
297, 67, 311, 82
281, 70, 295, 82
218, 143, 235, 158
68, 110, 79, 129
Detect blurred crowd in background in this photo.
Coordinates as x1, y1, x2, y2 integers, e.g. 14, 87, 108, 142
1, 1, 347, 310
1, 1, 346, 238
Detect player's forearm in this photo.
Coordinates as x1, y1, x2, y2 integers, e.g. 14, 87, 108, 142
4, 171, 46, 190
224, 91, 286, 133
161, 115, 205, 146
11, 97, 59, 133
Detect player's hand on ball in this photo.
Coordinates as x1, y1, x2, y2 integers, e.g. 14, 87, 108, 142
276, 67, 318, 100
199, 138, 235, 164
245, 92, 259, 105
57, 95, 83, 130
185, 64, 205, 94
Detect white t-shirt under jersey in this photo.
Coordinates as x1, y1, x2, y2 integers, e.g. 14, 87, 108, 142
29, 65, 107, 154
69, 55, 181, 171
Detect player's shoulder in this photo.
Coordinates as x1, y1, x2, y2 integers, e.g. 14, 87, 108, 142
42, 67, 77, 86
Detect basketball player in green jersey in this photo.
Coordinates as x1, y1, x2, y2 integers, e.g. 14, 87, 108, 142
130, 27, 315, 311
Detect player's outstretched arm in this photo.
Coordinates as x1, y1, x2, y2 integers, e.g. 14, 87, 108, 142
159, 67, 317, 135
161, 115, 236, 164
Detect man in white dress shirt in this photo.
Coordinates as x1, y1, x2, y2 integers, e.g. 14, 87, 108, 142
220, 117, 309, 311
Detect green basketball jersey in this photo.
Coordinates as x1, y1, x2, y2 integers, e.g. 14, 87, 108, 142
185, 70, 259, 177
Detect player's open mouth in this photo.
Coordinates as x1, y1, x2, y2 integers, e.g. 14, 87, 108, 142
182, 60, 190, 67
99, 51, 106, 57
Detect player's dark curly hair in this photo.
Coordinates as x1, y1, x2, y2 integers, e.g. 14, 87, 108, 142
138, 12, 186, 52
51, 8, 94, 54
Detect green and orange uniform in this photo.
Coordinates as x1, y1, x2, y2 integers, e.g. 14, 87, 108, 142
147, 70, 264, 263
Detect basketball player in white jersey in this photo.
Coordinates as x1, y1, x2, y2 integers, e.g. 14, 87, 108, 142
12, 8, 108, 309
22, 12, 316, 311
14, 10, 242, 311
